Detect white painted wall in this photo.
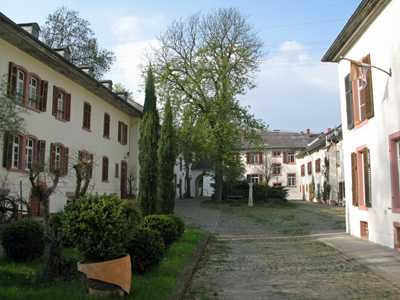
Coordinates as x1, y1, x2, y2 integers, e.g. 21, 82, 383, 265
0, 37, 141, 213
337, 0, 400, 248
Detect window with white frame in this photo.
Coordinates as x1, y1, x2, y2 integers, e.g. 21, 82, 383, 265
25, 138, 34, 170
16, 70, 24, 102
273, 164, 281, 175
12, 135, 20, 168
287, 152, 295, 163
57, 91, 64, 118
251, 174, 259, 183
273, 151, 281, 157
28, 77, 37, 108
288, 174, 296, 186
251, 152, 259, 164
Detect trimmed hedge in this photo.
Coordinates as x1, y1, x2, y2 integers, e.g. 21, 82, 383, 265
60, 194, 140, 262
125, 227, 165, 274
215, 179, 289, 203
0, 219, 45, 263
141, 215, 178, 248
167, 214, 185, 240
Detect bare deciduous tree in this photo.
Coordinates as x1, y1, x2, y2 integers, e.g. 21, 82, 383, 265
40, 6, 116, 78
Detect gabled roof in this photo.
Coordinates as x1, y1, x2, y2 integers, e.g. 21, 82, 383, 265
0, 13, 143, 118
296, 125, 343, 158
262, 133, 314, 150
322, 0, 391, 62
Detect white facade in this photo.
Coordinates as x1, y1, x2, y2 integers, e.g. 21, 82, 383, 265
244, 150, 302, 200
297, 128, 345, 205
0, 16, 142, 214
323, 0, 400, 249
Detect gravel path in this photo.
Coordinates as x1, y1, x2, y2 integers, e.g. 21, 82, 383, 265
175, 199, 400, 300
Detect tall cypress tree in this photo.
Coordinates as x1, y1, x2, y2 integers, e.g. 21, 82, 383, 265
157, 97, 176, 214
138, 67, 160, 216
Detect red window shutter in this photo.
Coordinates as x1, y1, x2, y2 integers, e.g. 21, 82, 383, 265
104, 114, 110, 137
63, 147, 69, 175
351, 152, 358, 206
8, 62, 18, 98
3, 132, 13, 168
40, 80, 48, 112
259, 174, 262, 183
247, 174, 251, 182
283, 152, 287, 164
102, 157, 109, 181
66, 93, 71, 121
52, 86, 59, 116
246, 153, 250, 164
124, 124, 128, 144
37, 140, 46, 168
363, 147, 372, 207
50, 143, 56, 172
89, 154, 94, 178
258, 153, 263, 164
118, 121, 121, 142
363, 54, 374, 120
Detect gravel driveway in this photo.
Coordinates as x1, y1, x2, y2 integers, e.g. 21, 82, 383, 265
175, 199, 400, 300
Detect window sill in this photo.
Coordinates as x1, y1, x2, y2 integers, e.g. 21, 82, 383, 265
55, 116, 67, 123
393, 208, 400, 214
115, 175, 119, 178
7, 168, 27, 173
101, 180, 109, 183
26, 105, 41, 113
119, 142, 127, 146
82, 127, 92, 133
354, 119, 369, 131
358, 205, 369, 211
287, 162, 296, 165
287, 185, 297, 188
103, 135, 110, 140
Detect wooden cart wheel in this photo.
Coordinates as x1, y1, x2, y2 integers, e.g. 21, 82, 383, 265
0, 197, 16, 222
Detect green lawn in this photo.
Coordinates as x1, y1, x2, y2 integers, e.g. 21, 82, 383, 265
0, 230, 204, 300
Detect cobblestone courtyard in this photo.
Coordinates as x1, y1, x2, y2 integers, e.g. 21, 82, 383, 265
175, 199, 400, 300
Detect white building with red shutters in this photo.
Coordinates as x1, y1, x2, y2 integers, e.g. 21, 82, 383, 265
244, 130, 314, 200
322, 0, 400, 249
0, 13, 143, 215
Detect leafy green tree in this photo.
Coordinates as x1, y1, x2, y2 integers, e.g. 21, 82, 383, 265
137, 67, 160, 216
157, 97, 176, 214
114, 83, 134, 99
146, 8, 265, 203
0, 74, 27, 147
40, 6, 116, 78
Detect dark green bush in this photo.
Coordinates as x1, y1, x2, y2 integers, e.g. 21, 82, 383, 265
50, 211, 63, 238
167, 214, 185, 240
125, 227, 165, 274
215, 179, 289, 203
60, 193, 140, 263
141, 215, 178, 248
0, 219, 44, 263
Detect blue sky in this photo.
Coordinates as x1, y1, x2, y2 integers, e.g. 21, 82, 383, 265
1, 0, 361, 133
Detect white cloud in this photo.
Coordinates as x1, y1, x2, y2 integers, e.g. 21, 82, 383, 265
279, 40, 306, 52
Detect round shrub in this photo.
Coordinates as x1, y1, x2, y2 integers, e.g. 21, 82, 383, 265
60, 193, 140, 263
0, 219, 44, 263
125, 227, 165, 274
50, 211, 64, 238
141, 215, 179, 248
167, 214, 185, 240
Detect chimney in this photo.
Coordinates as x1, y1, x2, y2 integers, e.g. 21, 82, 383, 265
79, 65, 95, 78
18, 23, 40, 39
99, 80, 113, 90
307, 129, 310, 138
54, 47, 71, 61
327, 128, 331, 133
116, 92, 128, 101
301, 131, 303, 134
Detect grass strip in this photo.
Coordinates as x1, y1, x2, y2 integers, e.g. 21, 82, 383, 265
0, 229, 204, 300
